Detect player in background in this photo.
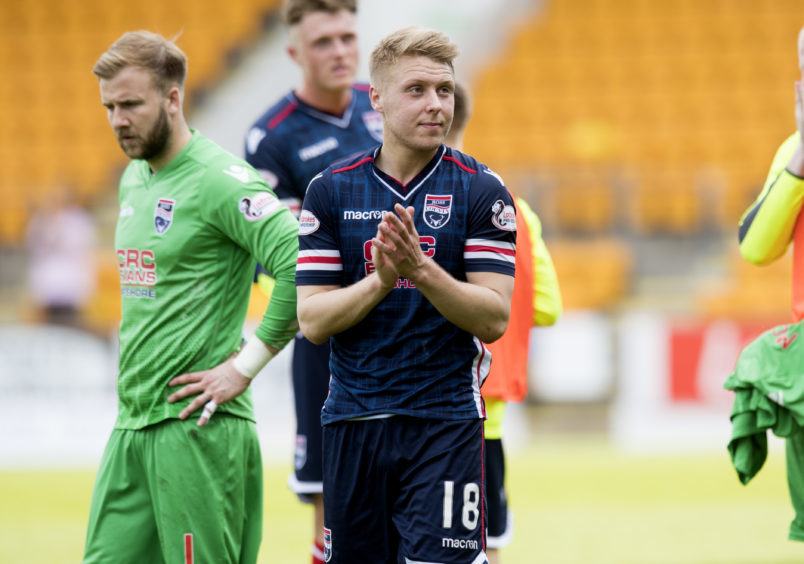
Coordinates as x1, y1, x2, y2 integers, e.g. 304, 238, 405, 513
739, 26, 804, 323
445, 82, 562, 563
296, 26, 516, 563
243, 2, 381, 562
737, 25, 804, 541
84, 31, 299, 563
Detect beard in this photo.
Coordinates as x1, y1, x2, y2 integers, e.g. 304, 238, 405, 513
118, 106, 171, 161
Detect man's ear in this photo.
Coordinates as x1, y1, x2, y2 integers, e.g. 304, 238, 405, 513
166, 86, 182, 115
369, 85, 382, 112
287, 44, 299, 65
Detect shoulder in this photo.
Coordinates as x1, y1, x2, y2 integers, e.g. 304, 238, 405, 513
190, 136, 268, 191
244, 92, 299, 154
330, 147, 376, 176
247, 92, 299, 133
442, 148, 506, 189
441, 147, 481, 175
200, 151, 283, 221
304, 148, 375, 198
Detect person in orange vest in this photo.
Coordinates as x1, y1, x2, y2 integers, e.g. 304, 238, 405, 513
739, 26, 804, 322
446, 82, 562, 563
736, 26, 804, 542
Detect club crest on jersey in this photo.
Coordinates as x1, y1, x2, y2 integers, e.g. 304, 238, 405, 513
238, 192, 280, 222
491, 199, 517, 231
423, 194, 452, 229
362, 110, 383, 142
154, 198, 175, 234
323, 528, 332, 562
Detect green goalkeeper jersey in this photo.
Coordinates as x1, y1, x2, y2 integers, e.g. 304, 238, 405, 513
114, 130, 299, 429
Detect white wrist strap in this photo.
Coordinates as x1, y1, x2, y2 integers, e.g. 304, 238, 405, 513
233, 339, 274, 379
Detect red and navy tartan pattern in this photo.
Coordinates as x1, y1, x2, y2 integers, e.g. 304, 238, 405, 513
297, 145, 516, 424
245, 85, 382, 214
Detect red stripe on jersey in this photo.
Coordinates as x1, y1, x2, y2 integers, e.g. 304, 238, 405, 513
333, 157, 374, 174
184, 534, 193, 564
268, 100, 299, 130
354, 83, 370, 92
297, 256, 342, 264
442, 155, 477, 174
465, 244, 516, 257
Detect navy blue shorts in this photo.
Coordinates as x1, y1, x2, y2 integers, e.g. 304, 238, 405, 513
289, 334, 331, 500
485, 438, 511, 547
322, 416, 488, 564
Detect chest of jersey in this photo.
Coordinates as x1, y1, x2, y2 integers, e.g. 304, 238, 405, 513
333, 176, 470, 286
115, 166, 218, 297
287, 115, 381, 195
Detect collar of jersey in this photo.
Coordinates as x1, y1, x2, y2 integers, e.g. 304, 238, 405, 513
370, 145, 446, 201
291, 91, 355, 129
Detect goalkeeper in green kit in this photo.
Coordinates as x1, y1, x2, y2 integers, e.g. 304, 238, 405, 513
82, 31, 299, 563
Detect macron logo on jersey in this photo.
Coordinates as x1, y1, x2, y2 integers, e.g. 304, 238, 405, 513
223, 165, 251, 183
298, 137, 339, 162
343, 209, 387, 221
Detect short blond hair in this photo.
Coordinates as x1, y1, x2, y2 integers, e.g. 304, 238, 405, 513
93, 30, 187, 94
369, 27, 459, 87
282, 0, 357, 26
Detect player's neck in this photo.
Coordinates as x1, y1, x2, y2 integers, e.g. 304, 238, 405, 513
295, 84, 352, 116
148, 121, 193, 173
375, 141, 439, 186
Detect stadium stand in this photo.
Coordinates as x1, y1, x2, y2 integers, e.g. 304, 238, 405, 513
464, 0, 804, 311
0, 0, 281, 247
1, 0, 281, 331
5, 0, 804, 325
466, 0, 803, 233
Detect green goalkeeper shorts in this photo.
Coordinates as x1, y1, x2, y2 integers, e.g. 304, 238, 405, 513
83, 415, 262, 564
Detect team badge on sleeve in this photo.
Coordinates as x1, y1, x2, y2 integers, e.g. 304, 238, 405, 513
238, 192, 280, 222
491, 199, 517, 231
423, 194, 452, 229
298, 210, 320, 235
154, 198, 175, 234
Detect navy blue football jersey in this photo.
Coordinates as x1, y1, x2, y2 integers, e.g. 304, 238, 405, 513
296, 145, 517, 424
245, 84, 382, 217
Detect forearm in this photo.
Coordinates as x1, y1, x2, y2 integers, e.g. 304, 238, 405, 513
297, 273, 392, 344
254, 262, 298, 351
412, 259, 512, 343
738, 134, 804, 264
739, 169, 804, 265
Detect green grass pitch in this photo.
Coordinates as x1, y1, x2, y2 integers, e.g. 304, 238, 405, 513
1, 435, 801, 563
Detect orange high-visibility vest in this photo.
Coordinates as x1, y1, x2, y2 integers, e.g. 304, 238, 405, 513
483, 197, 535, 402
793, 212, 804, 321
